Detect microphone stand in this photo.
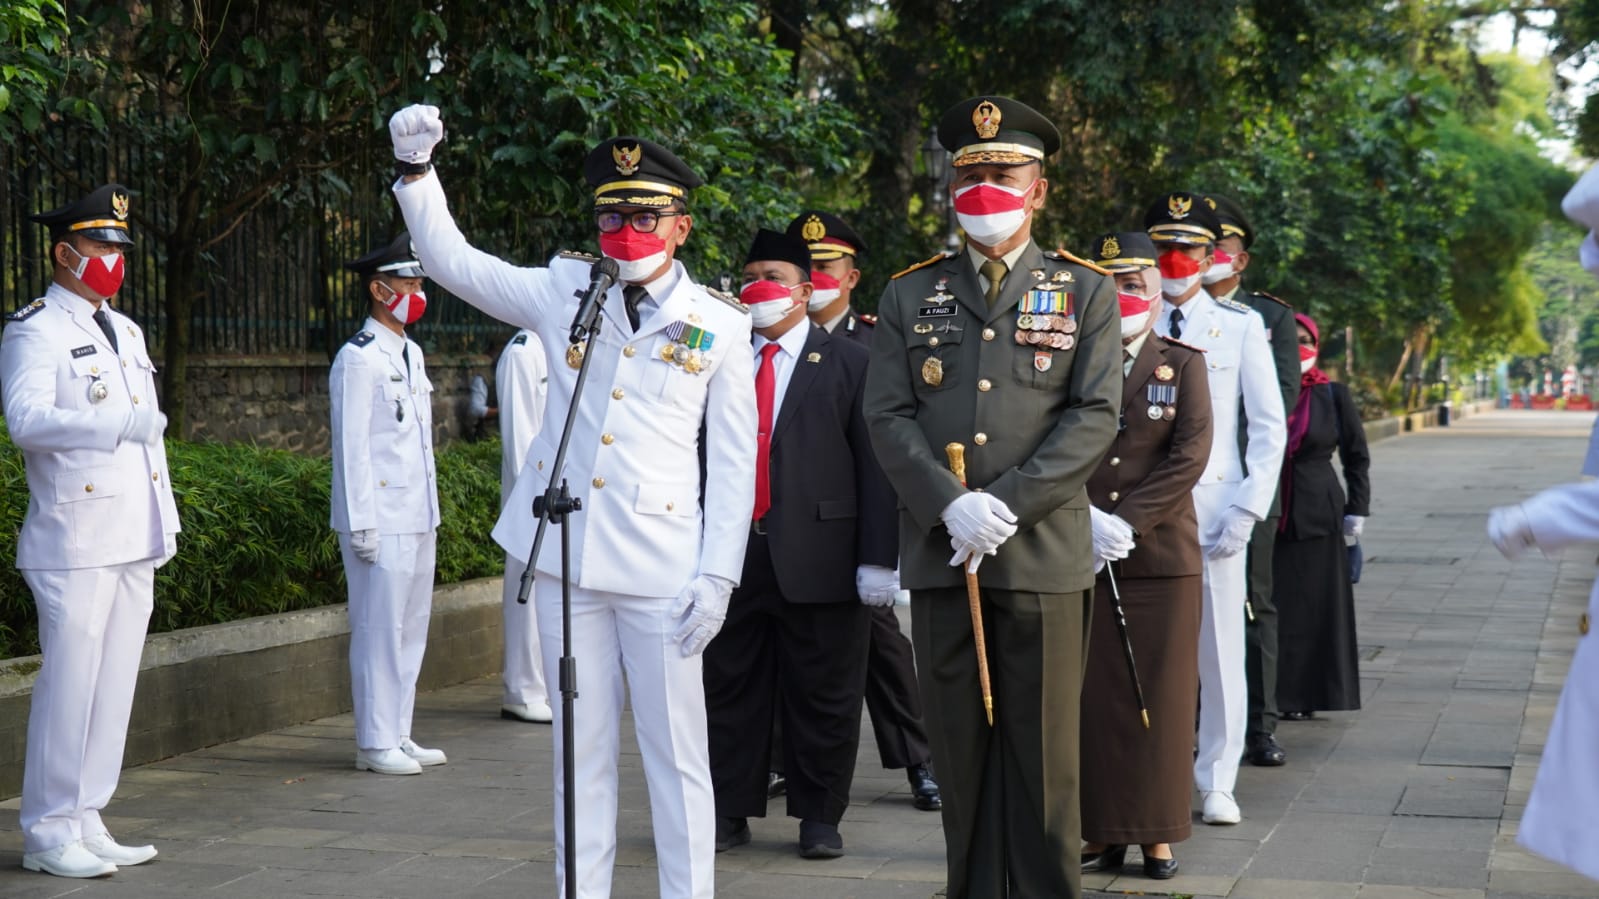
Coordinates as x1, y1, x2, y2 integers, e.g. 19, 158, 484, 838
516, 309, 605, 899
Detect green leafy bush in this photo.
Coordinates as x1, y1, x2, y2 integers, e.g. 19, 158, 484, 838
0, 422, 505, 660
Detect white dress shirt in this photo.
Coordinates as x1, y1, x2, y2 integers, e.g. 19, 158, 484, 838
752, 318, 813, 413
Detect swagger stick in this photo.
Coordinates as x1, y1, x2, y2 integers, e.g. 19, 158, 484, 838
1103, 563, 1150, 729
944, 442, 994, 727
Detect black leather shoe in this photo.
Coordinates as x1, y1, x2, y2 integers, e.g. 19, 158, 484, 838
1246, 733, 1287, 766
1281, 710, 1316, 721
715, 817, 750, 853
1080, 844, 1127, 872
766, 770, 786, 799
798, 819, 844, 859
1143, 854, 1178, 879
907, 763, 942, 811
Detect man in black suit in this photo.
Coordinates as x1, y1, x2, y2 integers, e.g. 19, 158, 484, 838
704, 229, 900, 860
784, 209, 942, 812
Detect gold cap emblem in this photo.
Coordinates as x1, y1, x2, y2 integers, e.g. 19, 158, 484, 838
801, 215, 826, 243
1100, 235, 1121, 259
1168, 194, 1192, 220
1204, 196, 1217, 210
972, 100, 1001, 139
612, 143, 642, 176
111, 191, 130, 220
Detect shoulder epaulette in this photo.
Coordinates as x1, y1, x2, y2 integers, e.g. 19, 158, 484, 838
856, 312, 877, 326
1249, 290, 1292, 309
1214, 295, 1252, 315
347, 331, 375, 347
1159, 335, 1208, 354
511, 333, 529, 346
557, 249, 597, 262
891, 252, 951, 280
1049, 247, 1110, 277
6, 299, 45, 322
703, 286, 748, 313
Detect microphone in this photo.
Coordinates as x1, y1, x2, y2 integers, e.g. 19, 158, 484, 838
569, 257, 621, 344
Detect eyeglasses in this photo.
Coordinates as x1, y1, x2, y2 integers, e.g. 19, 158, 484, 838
595, 211, 684, 234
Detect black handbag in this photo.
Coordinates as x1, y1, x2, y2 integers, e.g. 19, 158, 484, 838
1347, 539, 1363, 584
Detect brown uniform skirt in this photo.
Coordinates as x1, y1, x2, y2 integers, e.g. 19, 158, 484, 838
1079, 572, 1201, 845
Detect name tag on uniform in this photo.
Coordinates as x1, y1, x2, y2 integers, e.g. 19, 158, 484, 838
918, 305, 958, 318
390, 373, 404, 381
71, 345, 97, 358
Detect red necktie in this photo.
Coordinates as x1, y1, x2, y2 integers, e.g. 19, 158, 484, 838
753, 342, 781, 521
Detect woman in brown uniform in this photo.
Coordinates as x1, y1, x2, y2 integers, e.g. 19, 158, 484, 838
1079, 232, 1214, 880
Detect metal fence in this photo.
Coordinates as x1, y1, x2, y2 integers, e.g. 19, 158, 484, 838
1, 125, 511, 360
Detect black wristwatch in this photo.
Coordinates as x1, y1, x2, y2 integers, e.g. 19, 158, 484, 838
395, 160, 431, 177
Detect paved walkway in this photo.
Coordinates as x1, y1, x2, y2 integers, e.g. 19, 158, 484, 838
3, 409, 1599, 898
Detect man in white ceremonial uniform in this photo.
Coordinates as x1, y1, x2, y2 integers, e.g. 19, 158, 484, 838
387, 104, 757, 899
496, 328, 553, 724
329, 232, 446, 777
2, 184, 180, 879
1146, 192, 1285, 826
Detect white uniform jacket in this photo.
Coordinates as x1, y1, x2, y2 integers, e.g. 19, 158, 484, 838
496, 329, 548, 507
0, 284, 180, 569
394, 171, 757, 596
1155, 290, 1287, 522
329, 319, 440, 536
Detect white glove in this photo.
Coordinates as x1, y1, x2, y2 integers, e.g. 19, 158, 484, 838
942, 492, 1018, 571
1090, 506, 1136, 562
389, 104, 444, 164
671, 574, 735, 657
1343, 515, 1366, 538
1206, 506, 1258, 559
856, 565, 899, 607
120, 406, 167, 445
1487, 505, 1537, 560
350, 529, 380, 564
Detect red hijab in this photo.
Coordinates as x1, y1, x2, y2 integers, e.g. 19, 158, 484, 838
1280, 312, 1332, 531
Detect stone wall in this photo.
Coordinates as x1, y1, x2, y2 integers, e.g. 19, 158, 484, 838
180, 353, 497, 453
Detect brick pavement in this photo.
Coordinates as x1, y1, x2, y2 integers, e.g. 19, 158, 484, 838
3, 409, 1598, 898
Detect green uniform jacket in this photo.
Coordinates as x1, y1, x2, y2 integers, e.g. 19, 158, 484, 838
1237, 290, 1299, 517
864, 241, 1121, 594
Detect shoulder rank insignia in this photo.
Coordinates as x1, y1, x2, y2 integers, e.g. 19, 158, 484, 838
1249, 290, 1292, 309
511, 333, 528, 346
702, 285, 748, 313
348, 331, 376, 347
891, 251, 953, 280
6, 299, 45, 322
1159, 335, 1207, 354
1048, 247, 1110, 277
856, 312, 878, 326
1214, 295, 1253, 315
557, 249, 597, 262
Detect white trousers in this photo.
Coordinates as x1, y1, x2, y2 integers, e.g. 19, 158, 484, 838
534, 577, 715, 899
1193, 485, 1248, 794
340, 531, 436, 750
20, 562, 154, 853
502, 554, 548, 706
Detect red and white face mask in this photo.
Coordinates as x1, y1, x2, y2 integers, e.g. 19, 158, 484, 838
808, 270, 841, 312
380, 283, 428, 325
953, 181, 1033, 246
599, 226, 670, 283
1299, 344, 1318, 374
65, 245, 125, 298
739, 279, 799, 328
1201, 247, 1234, 285
1118, 290, 1157, 339
1157, 250, 1203, 298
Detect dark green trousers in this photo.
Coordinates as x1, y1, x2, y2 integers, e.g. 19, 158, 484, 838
911, 586, 1089, 899
1244, 516, 1280, 738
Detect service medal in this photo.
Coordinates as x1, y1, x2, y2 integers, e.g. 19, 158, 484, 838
1155, 364, 1174, 382
1017, 313, 1036, 330
566, 343, 586, 369
1027, 330, 1047, 346
684, 353, 703, 374
1148, 404, 1163, 420
88, 378, 108, 404
1033, 351, 1052, 372
673, 345, 692, 365
921, 356, 943, 387
1163, 406, 1176, 421
1061, 318, 1078, 334
1060, 334, 1076, 350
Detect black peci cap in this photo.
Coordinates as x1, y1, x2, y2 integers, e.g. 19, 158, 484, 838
32, 183, 136, 246
1090, 232, 1159, 273
584, 137, 704, 208
344, 232, 425, 280
786, 210, 865, 262
1144, 191, 1223, 246
744, 228, 813, 277
1204, 193, 1254, 248
937, 96, 1061, 167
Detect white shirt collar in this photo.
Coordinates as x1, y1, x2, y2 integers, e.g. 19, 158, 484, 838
633, 260, 685, 304
48, 282, 103, 317
364, 316, 409, 357
754, 318, 812, 358
1124, 329, 1153, 361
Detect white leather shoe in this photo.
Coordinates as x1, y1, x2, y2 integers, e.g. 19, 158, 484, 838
82, 832, 158, 866
1201, 790, 1241, 825
399, 737, 447, 766
356, 747, 422, 775
22, 841, 117, 878
501, 701, 553, 723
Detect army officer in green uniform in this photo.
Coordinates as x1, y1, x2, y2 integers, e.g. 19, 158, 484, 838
863, 96, 1121, 899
